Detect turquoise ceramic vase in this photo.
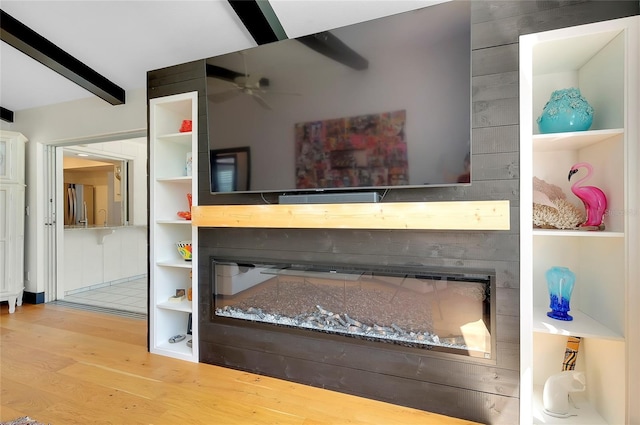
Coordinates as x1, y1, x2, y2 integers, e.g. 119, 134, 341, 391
546, 266, 576, 321
537, 88, 594, 134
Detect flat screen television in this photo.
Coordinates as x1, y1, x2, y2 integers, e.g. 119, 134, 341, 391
207, 1, 471, 198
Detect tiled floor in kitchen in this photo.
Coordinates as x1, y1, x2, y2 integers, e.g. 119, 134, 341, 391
61, 277, 147, 316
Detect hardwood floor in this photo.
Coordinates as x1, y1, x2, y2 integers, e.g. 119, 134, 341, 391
1, 303, 481, 425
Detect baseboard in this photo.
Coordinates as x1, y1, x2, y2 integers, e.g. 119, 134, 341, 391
23, 291, 45, 304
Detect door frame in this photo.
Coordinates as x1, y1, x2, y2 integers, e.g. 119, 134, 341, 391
40, 130, 146, 302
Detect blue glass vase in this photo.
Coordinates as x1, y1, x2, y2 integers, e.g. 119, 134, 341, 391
546, 266, 576, 321
537, 88, 594, 134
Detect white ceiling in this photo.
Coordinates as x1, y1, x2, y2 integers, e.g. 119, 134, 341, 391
0, 0, 446, 113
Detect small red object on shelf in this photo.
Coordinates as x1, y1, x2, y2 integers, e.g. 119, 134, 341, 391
180, 120, 192, 132
177, 193, 193, 220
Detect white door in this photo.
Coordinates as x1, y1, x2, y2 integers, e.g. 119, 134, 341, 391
44, 144, 59, 301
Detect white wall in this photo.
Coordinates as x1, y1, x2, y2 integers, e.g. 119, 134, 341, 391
0, 89, 147, 297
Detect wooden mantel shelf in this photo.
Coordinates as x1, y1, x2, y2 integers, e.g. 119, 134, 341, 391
191, 200, 510, 230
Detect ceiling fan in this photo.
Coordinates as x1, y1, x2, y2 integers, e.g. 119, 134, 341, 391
207, 52, 299, 110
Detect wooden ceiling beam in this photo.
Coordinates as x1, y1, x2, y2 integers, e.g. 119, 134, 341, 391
0, 107, 14, 123
226, 0, 368, 72
227, 0, 287, 45
0, 9, 125, 106
297, 32, 368, 71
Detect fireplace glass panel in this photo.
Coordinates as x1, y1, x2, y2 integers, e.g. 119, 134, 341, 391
213, 261, 494, 359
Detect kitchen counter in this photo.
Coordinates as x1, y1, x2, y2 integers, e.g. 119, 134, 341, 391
64, 224, 146, 244
64, 224, 146, 230
62, 224, 147, 294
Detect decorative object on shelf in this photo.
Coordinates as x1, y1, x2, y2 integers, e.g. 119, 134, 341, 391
537, 88, 594, 133
177, 211, 191, 220
179, 119, 192, 132
185, 152, 192, 176
532, 177, 584, 229
542, 370, 586, 418
562, 336, 581, 371
177, 193, 193, 220
176, 240, 192, 261
569, 162, 607, 230
168, 294, 185, 302
546, 266, 576, 321
169, 334, 186, 343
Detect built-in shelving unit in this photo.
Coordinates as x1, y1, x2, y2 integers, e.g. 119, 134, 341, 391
520, 17, 638, 424
149, 92, 198, 362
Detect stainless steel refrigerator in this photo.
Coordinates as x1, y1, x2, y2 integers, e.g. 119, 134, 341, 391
64, 183, 94, 226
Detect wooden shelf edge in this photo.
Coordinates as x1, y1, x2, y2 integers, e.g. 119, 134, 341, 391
191, 200, 510, 230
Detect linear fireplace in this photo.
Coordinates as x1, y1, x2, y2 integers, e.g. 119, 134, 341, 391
211, 260, 495, 361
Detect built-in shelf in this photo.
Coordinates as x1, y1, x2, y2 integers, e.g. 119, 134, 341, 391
157, 219, 191, 225
157, 259, 192, 269
158, 132, 192, 142
533, 306, 624, 341
150, 91, 198, 363
532, 129, 624, 151
157, 299, 192, 312
520, 16, 638, 424
155, 339, 193, 358
157, 176, 192, 183
532, 229, 624, 238
192, 200, 510, 230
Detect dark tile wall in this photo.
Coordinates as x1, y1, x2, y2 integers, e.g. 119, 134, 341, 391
147, 2, 639, 424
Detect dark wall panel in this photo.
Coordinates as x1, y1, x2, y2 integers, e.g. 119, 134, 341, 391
147, 1, 639, 424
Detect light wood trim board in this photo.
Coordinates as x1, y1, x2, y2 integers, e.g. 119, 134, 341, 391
191, 200, 510, 230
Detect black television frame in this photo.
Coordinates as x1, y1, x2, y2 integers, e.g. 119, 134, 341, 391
206, 1, 471, 199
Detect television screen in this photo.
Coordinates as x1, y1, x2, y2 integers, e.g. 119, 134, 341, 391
207, 1, 471, 195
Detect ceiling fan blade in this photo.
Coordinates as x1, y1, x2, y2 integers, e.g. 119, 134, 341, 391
208, 89, 242, 103
251, 93, 272, 110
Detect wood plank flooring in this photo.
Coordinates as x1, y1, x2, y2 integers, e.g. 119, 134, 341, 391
1, 303, 482, 425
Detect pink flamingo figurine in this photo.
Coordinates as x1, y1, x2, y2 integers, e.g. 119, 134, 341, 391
568, 162, 607, 229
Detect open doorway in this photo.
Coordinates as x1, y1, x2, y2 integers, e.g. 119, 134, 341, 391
54, 137, 148, 315
62, 151, 129, 228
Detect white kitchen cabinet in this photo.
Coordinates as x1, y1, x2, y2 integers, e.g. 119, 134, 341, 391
0, 131, 27, 313
149, 92, 198, 362
519, 17, 639, 424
